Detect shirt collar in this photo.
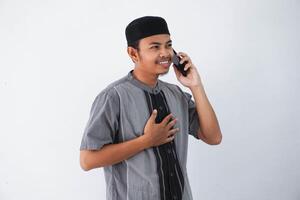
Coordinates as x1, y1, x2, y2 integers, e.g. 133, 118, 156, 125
127, 70, 162, 94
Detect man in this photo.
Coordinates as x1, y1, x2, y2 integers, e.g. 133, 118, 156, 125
80, 16, 222, 200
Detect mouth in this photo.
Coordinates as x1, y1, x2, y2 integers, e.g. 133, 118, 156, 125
157, 60, 171, 68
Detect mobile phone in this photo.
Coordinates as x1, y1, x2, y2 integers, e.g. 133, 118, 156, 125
172, 49, 188, 76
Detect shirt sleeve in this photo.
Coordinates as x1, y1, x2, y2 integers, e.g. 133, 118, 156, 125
183, 92, 201, 140
80, 88, 120, 150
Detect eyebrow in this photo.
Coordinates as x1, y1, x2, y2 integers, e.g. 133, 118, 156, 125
149, 40, 172, 46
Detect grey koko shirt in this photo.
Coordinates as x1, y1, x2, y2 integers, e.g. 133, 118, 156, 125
80, 70, 200, 200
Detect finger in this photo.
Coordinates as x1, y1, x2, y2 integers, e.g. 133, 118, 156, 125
164, 135, 175, 144
161, 113, 173, 126
168, 128, 179, 136
150, 109, 158, 122
166, 118, 177, 130
183, 63, 193, 71
177, 52, 188, 57
179, 56, 190, 64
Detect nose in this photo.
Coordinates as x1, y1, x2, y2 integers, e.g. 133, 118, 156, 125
159, 47, 171, 58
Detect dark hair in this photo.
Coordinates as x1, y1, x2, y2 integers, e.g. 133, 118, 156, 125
128, 40, 140, 51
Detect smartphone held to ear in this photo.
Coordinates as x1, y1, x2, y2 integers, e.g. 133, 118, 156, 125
172, 49, 188, 77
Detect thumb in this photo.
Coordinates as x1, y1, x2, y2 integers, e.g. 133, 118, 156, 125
150, 109, 158, 122
173, 65, 181, 78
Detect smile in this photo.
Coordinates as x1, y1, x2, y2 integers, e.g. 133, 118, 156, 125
159, 61, 169, 64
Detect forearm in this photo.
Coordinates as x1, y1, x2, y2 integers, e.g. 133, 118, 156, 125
190, 83, 222, 144
80, 135, 150, 171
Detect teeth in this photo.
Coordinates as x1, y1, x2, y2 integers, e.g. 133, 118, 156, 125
159, 61, 169, 64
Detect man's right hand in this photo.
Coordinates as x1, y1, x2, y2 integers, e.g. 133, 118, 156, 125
80, 109, 179, 171
143, 109, 179, 148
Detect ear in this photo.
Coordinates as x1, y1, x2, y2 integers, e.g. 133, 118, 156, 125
127, 47, 139, 63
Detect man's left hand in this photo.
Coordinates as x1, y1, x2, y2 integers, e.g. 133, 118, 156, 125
172, 52, 202, 89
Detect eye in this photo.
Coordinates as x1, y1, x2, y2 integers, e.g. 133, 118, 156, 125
167, 43, 172, 48
151, 45, 159, 49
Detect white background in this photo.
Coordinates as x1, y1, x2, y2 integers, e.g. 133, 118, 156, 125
1, 0, 299, 199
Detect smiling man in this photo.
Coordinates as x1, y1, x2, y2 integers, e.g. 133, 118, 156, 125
79, 16, 222, 200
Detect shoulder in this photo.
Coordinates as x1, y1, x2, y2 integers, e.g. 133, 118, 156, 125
91, 75, 130, 108
95, 75, 130, 101
159, 79, 181, 92
159, 79, 192, 100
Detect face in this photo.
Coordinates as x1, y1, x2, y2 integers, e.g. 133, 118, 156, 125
130, 34, 174, 76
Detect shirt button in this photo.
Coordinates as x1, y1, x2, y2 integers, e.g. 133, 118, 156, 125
167, 149, 171, 154
170, 172, 174, 177
173, 195, 177, 199
159, 106, 163, 110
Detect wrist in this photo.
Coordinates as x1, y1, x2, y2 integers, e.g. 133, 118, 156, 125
139, 134, 152, 149
189, 84, 203, 92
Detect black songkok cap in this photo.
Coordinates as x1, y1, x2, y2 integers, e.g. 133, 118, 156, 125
125, 16, 170, 46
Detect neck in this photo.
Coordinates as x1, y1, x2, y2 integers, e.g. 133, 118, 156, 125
132, 67, 158, 88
